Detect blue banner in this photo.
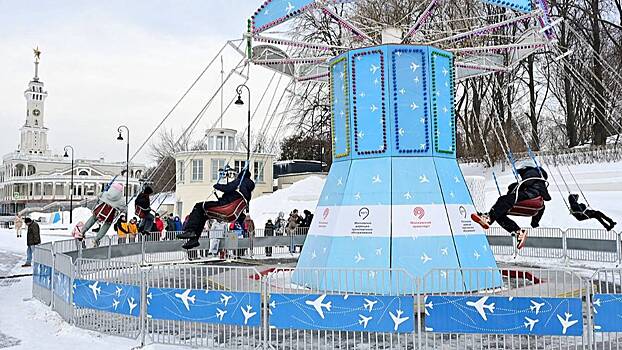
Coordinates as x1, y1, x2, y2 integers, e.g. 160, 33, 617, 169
53, 271, 71, 304
33, 263, 52, 290
270, 293, 414, 332
425, 295, 582, 336
593, 294, 622, 332
73, 279, 141, 317
147, 288, 261, 327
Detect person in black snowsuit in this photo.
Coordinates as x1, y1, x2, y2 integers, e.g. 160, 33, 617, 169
264, 219, 275, 257
135, 186, 154, 235
568, 194, 616, 230
301, 210, 314, 228
474, 164, 551, 248
177, 170, 255, 249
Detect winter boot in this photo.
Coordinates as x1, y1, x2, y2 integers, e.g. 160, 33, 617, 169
183, 237, 200, 250
471, 213, 491, 230
515, 229, 528, 250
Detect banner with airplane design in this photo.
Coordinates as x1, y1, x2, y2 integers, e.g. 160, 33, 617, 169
73, 279, 141, 317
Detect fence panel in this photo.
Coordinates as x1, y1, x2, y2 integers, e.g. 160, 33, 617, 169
565, 228, 619, 263
144, 264, 263, 349
52, 252, 74, 322
419, 268, 587, 349
486, 227, 517, 256
589, 269, 622, 349
266, 267, 417, 350
517, 228, 565, 259
32, 245, 54, 306
73, 258, 143, 339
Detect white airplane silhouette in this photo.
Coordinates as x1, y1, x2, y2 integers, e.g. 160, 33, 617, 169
530, 300, 545, 315
354, 192, 361, 200
305, 294, 332, 319
399, 88, 406, 95
89, 281, 101, 300
557, 312, 578, 335
375, 248, 382, 256
372, 175, 381, 183
466, 296, 495, 321
370, 64, 380, 74
358, 314, 372, 328
285, 2, 295, 13
410, 102, 419, 110
112, 299, 120, 310
311, 250, 317, 259
593, 298, 601, 307
175, 289, 196, 311
420, 253, 432, 264
403, 192, 412, 199
442, 67, 449, 76
473, 250, 481, 260
358, 131, 365, 139
337, 177, 343, 186
354, 252, 365, 263
370, 104, 378, 112
220, 294, 233, 306
127, 297, 138, 314
216, 308, 227, 321
441, 247, 448, 255
241, 305, 257, 325
410, 62, 420, 72
424, 299, 434, 316
419, 175, 430, 183
115, 286, 123, 297
389, 309, 409, 331
524, 317, 539, 331
363, 298, 378, 312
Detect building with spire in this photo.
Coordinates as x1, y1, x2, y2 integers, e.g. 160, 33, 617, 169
0, 49, 145, 215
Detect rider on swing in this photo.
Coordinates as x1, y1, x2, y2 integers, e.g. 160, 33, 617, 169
177, 168, 255, 249
472, 161, 551, 249
568, 194, 616, 231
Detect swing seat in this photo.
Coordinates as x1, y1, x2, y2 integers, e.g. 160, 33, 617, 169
205, 197, 248, 222
94, 203, 118, 223
508, 196, 545, 217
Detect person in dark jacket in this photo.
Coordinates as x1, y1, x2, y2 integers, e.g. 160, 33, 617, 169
264, 219, 275, 257
472, 163, 551, 249
23, 217, 41, 267
135, 186, 154, 235
301, 210, 314, 228
568, 194, 616, 230
177, 170, 255, 249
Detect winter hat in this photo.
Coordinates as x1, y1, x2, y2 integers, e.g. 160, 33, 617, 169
517, 160, 536, 169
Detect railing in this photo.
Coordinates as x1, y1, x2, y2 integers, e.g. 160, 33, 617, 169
29, 226, 622, 349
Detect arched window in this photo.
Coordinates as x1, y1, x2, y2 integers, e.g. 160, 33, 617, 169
78, 170, 89, 176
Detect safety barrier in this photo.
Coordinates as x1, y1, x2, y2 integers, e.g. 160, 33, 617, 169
28, 229, 622, 349
487, 227, 622, 265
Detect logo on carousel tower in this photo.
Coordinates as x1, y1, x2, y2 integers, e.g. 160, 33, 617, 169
413, 207, 425, 219
410, 206, 431, 230
322, 208, 330, 220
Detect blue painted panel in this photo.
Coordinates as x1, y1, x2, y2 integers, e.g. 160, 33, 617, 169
342, 157, 392, 206
53, 271, 71, 304
73, 279, 141, 317
351, 49, 389, 157
390, 47, 431, 155
270, 293, 414, 333
252, 0, 316, 32
452, 235, 503, 290
316, 160, 351, 207
593, 294, 622, 332
482, 0, 532, 12
392, 157, 443, 205
33, 263, 52, 290
147, 288, 261, 326
426, 296, 583, 336
331, 56, 351, 160
434, 158, 472, 205
430, 50, 455, 157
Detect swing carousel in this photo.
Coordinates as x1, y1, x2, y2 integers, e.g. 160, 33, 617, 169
242, 0, 561, 292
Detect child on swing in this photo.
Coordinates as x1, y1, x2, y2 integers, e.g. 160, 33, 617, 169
472, 161, 551, 249
568, 194, 616, 230
177, 169, 255, 249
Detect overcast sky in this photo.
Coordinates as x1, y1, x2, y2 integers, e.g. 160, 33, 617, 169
0, 0, 284, 165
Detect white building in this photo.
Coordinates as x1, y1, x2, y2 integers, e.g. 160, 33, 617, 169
0, 49, 145, 215
174, 128, 275, 217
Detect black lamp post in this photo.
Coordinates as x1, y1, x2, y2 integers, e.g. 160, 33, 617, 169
63, 145, 74, 224
235, 84, 251, 164
116, 125, 130, 216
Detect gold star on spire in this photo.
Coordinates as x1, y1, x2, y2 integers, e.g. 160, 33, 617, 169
33, 46, 42, 63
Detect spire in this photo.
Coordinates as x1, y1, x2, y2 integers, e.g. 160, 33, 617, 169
33, 46, 41, 81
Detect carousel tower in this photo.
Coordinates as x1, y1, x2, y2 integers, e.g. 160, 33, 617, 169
291, 45, 501, 293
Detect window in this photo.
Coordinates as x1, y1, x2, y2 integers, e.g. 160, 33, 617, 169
234, 160, 247, 174
211, 158, 226, 180
192, 159, 203, 182
208, 137, 214, 150
254, 161, 265, 183
216, 136, 225, 150
228, 136, 235, 150
176, 160, 185, 183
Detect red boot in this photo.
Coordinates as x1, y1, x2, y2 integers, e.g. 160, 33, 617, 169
471, 213, 491, 230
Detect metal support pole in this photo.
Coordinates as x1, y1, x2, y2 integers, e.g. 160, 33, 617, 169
617, 232, 622, 267
562, 229, 569, 266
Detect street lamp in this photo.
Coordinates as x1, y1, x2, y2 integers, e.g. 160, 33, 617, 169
63, 145, 74, 224
116, 125, 130, 216
235, 84, 251, 164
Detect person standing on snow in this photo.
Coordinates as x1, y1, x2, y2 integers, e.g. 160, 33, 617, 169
22, 217, 41, 267
14, 215, 23, 238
